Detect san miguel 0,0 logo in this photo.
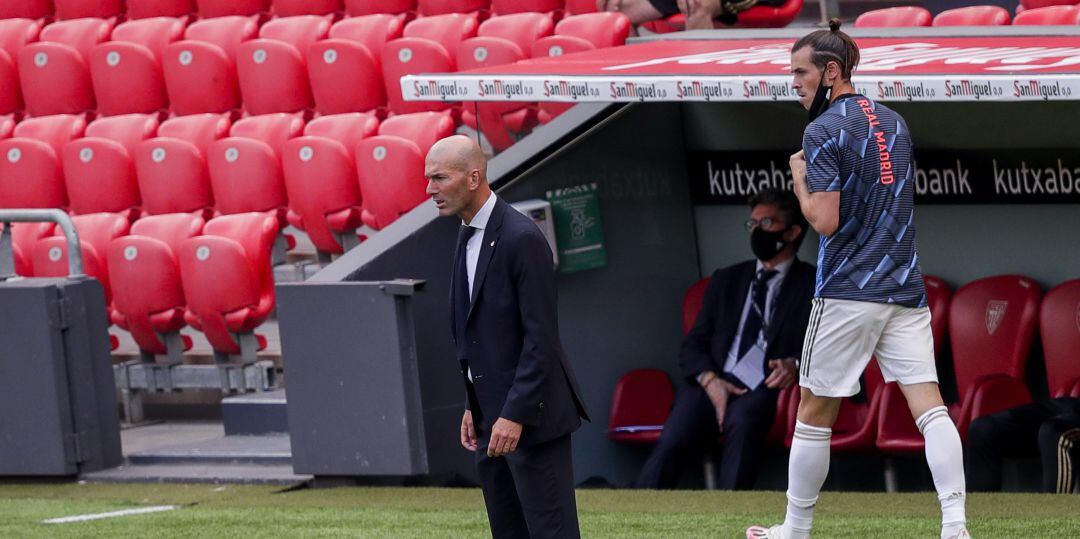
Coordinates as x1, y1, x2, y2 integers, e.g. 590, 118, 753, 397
477, 79, 530, 99
1013, 80, 1071, 100
413, 80, 467, 100
543, 80, 595, 100
876, 80, 933, 101
675, 80, 731, 101
742, 80, 791, 100
608, 81, 663, 101
943, 79, 998, 99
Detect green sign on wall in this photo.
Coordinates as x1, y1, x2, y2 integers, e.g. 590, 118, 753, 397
546, 183, 607, 274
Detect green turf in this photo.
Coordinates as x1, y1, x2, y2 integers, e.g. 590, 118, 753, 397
0, 482, 1076, 537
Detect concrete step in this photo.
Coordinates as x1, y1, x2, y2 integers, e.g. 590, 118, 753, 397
82, 462, 310, 485
126, 433, 293, 466
221, 389, 288, 436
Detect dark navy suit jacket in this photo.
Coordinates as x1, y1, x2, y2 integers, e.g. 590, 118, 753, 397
450, 196, 589, 448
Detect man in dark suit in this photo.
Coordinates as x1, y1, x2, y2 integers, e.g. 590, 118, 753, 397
636, 188, 815, 490
426, 135, 589, 538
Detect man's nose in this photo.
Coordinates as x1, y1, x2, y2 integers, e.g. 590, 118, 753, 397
425, 180, 437, 195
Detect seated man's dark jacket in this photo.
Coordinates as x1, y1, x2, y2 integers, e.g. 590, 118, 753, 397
679, 259, 816, 384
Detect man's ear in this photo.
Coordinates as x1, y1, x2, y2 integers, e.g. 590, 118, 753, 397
468, 169, 480, 191
825, 60, 839, 86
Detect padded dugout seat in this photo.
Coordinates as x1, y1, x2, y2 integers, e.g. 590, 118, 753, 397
283, 112, 377, 256
0, 18, 42, 115
1040, 280, 1080, 398
90, 17, 186, 116
196, 0, 271, 18
381, 13, 478, 114
854, 6, 932, 27
179, 212, 277, 358
32, 212, 130, 304
19, 18, 113, 116
128, 0, 198, 19
62, 113, 158, 219
1013, 5, 1080, 24
108, 212, 204, 358
163, 16, 259, 115
0, 114, 86, 210
309, 14, 404, 114
135, 113, 229, 218
932, 5, 1011, 26
207, 113, 302, 221
238, 15, 330, 115
607, 368, 675, 445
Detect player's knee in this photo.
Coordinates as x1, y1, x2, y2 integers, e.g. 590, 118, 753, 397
967, 416, 995, 446
1037, 417, 1068, 449
796, 390, 841, 427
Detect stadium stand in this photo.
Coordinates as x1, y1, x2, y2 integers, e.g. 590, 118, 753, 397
458, 12, 555, 150
207, 113, 301, 221
163, 16, 259, 115
854, 6, 933, 27
108, 212, 204, 358
0, 18, 42, 115
55, 0, 124, 20
90, 16, 187, 116
0, 114, 86, 210
0, 1, 54, 20
564, 0, 599, 14
237, 14, 330, 115
62, 113, 158, 220
418, 0, 491, 16
273, 0, 344, 17
491, 0, 564, 15
933, 5, 1011, 26
31, 211, 130, 303
135, 113, 228, 218
607, 368, 675, 445
381, 13, 479, 114
345, 0, 417, 17
179, 211, 278, 358
283, 112, 378, 257
19, 18, 113, 116
196, 0, 272, 18
127, 0, 199, 19
308, 14, 403, 115
1040, 280, 1080, 398
0, 115, 15, 139
1013, 4, 1080, 24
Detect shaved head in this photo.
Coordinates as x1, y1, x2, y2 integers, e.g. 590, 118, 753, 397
428, 135, 487, 177
425, 135, 492, 222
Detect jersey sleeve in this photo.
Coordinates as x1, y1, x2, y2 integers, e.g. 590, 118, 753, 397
802, 122, 841, 193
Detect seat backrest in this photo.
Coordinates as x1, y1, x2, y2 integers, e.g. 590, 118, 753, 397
0, 18, 42, 61
12, 113, 87, 156
328, 14, 405, 59
491, 0, 562, 15
854, 6, 933, 28
183, 15, 260, 59
304, 112, 380, 159
127, 0, 198, 19
110, 17, 187, 58
84, 113, 160, 151
259, 14, 332, 52
207, 114, 301, 215
33, 212, 130, 299
1040, 279, 1080, 398
136, 113, 229, 216
55, 0, 124, 20
346, 0, 416, 16
924, 275, 953, 357
129, 212, 206, 254
418, 0, 490, 16
355, 135, 427, 229
564, 0, 597, 14
239, 16, 328, 115
607, 368, 674, 430
197, 0, 271, 17
403, 12, 479, 55
199, 211, 277, 289
157, 112, 232, 155
64, 114, 159, 215
164, 16, 259, 114
949, 275, 1042, 398
273, 0, 343, 16
553, 12, 629, 48
682, 277, 710, 336
477, 12, 554, 53
1013, 4, 1080, 24
0, 1, 53, 19
377, 111, 455, 156
1021, 0, 1078, 8
37, 17, 114, 59
229, 112, 305, 155
933, 5, 1011, 26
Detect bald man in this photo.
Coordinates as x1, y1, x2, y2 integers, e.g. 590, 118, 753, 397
426, 136, 589, 539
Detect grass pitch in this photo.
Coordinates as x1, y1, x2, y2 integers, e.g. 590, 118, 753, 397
0, 482, 1076, 537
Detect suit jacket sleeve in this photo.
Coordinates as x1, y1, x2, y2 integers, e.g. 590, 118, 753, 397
500, 229, 560, 426
678, 269, 726, 383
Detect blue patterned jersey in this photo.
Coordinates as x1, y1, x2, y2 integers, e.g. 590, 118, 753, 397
803, 94, 926, 308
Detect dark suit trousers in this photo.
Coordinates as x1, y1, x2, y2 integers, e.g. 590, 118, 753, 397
636, 383, 777, 490
475, 433, 580, 539
966, 397, 1080, 493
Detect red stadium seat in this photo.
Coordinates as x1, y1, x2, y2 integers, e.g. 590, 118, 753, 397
418, 0, 490, 16
0, 1, 54, 20
55, 0, 123, 20
0, 115, 15, 139
32, 212, 130, 303
308, 15, 404, 114
196, 0, 271, 18
108, 213, 204, 356
458, 13, 553, 150
62, 114, 158, 219
491, 0, 563, 15
855, 6, 933, 27
9, 221, 54, 276
0, 114, 86, 210
274, 0, 343, 16
681, 277, 710, 335
179, 212, 277, 357
207, 113, 302, 219
564, 0, 598, 14
378, 110, 455, 156
355, 136, 427, 230
607, 368, 674, 445
346, 0, 417, 16
163, 16, 259, 115
1013, 4, 1080, 24
381, 13, 478, 114
237, 15, 330, 115
1040, 280, 1080, 398
90, 17, 187, 116
0, 19, 42, 115
127, 0, 198, 19
283, 113, 378, 256
18, 18, 113, 116
136, 113, 229, 217
933, 5, 1011, 26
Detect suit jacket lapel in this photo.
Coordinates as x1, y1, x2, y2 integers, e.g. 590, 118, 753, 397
467, 197, 506, 321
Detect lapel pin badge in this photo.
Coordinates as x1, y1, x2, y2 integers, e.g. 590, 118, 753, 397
490, 241, 495, 247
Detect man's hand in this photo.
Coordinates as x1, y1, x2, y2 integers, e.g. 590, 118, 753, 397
703, 377, 746, 431
790, 150, 807, 187
679, 0, 721, 30
598, 0, 621, 12
460, 410, 478, 452
765, 358, 798, 389
487, 417, 523, 458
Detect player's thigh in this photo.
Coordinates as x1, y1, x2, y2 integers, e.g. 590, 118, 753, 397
800, 298, 885, 398
875, 307, 939, 388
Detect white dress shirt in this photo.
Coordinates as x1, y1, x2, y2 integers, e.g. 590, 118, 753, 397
464, 191, 497, 296
721, 257, 794, 389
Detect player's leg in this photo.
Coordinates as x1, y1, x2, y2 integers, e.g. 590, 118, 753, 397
598, 0, 672, 25
877, 305, 967, 539
967, 400, 1055, 492
1036, 405, 1080, 493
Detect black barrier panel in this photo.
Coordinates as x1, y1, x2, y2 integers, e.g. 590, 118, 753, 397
688, 150, 1080, 205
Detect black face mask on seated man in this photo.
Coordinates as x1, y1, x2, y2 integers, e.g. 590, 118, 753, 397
750, 226, 790, 262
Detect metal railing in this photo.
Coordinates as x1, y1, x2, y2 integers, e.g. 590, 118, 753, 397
0, 209, 84, 279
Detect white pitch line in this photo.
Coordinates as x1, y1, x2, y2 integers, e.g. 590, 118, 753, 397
42, 505, 179, 524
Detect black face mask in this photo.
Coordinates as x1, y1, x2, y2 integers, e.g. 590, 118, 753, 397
751, 226, 789, 262
807, 77, 832, 123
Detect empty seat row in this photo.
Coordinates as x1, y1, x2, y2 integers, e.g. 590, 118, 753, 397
856, 4, 1080, 27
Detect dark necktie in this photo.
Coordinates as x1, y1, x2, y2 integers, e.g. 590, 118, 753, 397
737, 268, 778, 359
454, 224, 475, 344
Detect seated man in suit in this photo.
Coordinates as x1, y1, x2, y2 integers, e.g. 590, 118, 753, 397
635, 188, 814, 490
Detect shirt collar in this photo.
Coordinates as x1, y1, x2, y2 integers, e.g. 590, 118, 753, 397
756, 257, 794, 280
463, 191, 496, 230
